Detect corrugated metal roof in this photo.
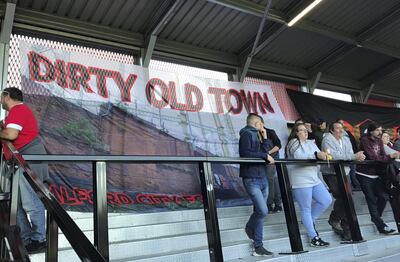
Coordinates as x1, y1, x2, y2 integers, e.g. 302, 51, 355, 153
305, 0, 400, 36
255, 27, 340, 68
367, 18, 400, 50
160, 0, 260, 53
324, 48, 395, 80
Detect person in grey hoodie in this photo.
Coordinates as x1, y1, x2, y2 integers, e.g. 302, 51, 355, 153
321, 121, 365, 241
239, 113, 274, 256
286, 123, 332, 247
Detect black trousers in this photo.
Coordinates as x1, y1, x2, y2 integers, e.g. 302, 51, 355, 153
356, 174, 389, 230
323, 174, 350, 232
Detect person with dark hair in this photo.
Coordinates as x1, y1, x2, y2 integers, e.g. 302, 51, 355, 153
239, 113, 274, 256
321, 121, 365, 241
286, 123, 332, 247
314, 118, 327, 149
382, 130, 400, 157
394, 127, 400, 151
336, 119, 361, 190
0, 87, 48, 253
259, 118, 282, 213
303, 118, 316, 141
356, 122, 400, 235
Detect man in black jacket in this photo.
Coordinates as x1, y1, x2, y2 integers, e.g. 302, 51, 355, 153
239, 113, 274, 256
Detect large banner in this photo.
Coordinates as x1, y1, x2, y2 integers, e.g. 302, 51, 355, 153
287, 90, 400, 139
19, 41, 288, 213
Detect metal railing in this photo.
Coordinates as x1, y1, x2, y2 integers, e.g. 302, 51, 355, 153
1, 141, 399, 261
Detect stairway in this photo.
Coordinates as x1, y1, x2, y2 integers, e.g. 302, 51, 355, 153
29, 191, 400, 262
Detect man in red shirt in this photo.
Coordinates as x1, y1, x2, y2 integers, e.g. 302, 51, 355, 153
0, 87, 48, 254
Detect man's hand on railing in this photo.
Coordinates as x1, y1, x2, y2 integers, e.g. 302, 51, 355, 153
390, 152, 400, 159
354, 151, 366, 161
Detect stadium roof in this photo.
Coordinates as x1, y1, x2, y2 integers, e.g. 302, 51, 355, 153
1, 0, 400, 101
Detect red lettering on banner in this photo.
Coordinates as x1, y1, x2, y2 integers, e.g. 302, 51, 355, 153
27, 51, 278, 115
169, 81, 187, 110
55, 59, 67, 88
111, 71, 137, 102
67, 62, 94, 93
29, 51, 55, 83
257, 93, 275, 114
146, 78, 169, 108
224, 89, 243, 115
184, 83, 203, 112
89, 67, 114, 98
48, 184, 202, 207
28, 51, 138, 101
208, 87, 227, 114
240, 90, 258, 114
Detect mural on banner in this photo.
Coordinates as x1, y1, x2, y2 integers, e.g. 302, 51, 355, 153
19, 41, 288, 212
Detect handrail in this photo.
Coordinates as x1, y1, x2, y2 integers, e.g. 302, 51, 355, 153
21, 154, 376, 164
1, 141, 107, 262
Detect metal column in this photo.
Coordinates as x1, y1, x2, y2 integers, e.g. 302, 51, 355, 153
198, 162, 223, 262
46, 212, 59, 262
333, 162, 364, 243
276, 163, 307, 254
93, 161, 109, 261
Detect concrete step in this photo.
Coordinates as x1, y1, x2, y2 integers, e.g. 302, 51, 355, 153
115, 222, 400, 262
57, 210, 394, 249
67, 191, 370, 230
29, 211, 398, 262
68, 200, 378, 234
224, 223, 400, 262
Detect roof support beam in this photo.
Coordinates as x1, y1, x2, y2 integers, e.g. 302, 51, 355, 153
239, 0, 272, 82
0, 1, 16, 119
208, 0, 400, 59
361, 83, 374, 103
206, 0, 286, 23
308, 43, 356, 74
142, 0, 184, 67
0, 1, 16, 44
356, 3, 400, 42
308, 71, 322, 93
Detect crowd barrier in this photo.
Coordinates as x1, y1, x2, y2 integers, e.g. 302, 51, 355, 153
0, 142, 399, 262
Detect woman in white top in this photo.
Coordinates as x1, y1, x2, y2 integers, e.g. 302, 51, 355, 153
286, 123, 332, 247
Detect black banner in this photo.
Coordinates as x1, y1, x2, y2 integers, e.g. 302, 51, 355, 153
287, 90, 400, 139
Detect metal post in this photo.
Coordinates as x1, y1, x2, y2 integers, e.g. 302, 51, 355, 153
46, 212, 59, 262
198, 162, 223, 262
9, 165, 19, 226
388, 194, 400, 232
275, 163, 307, 254
333, 162, 364, 243
93, 161, 109, 261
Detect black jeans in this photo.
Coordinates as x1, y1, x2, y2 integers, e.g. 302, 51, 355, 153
266, 165, 281, 207
323, 174, 351, 232
356, 174, 389, 230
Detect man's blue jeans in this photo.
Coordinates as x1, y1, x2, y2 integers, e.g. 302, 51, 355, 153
243, 177, 268, 248
16, 169, 46, 244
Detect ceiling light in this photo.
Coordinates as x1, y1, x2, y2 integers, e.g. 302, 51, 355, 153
288, 0, 324, 27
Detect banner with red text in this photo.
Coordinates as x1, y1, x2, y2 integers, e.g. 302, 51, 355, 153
19, 41, 288, 212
